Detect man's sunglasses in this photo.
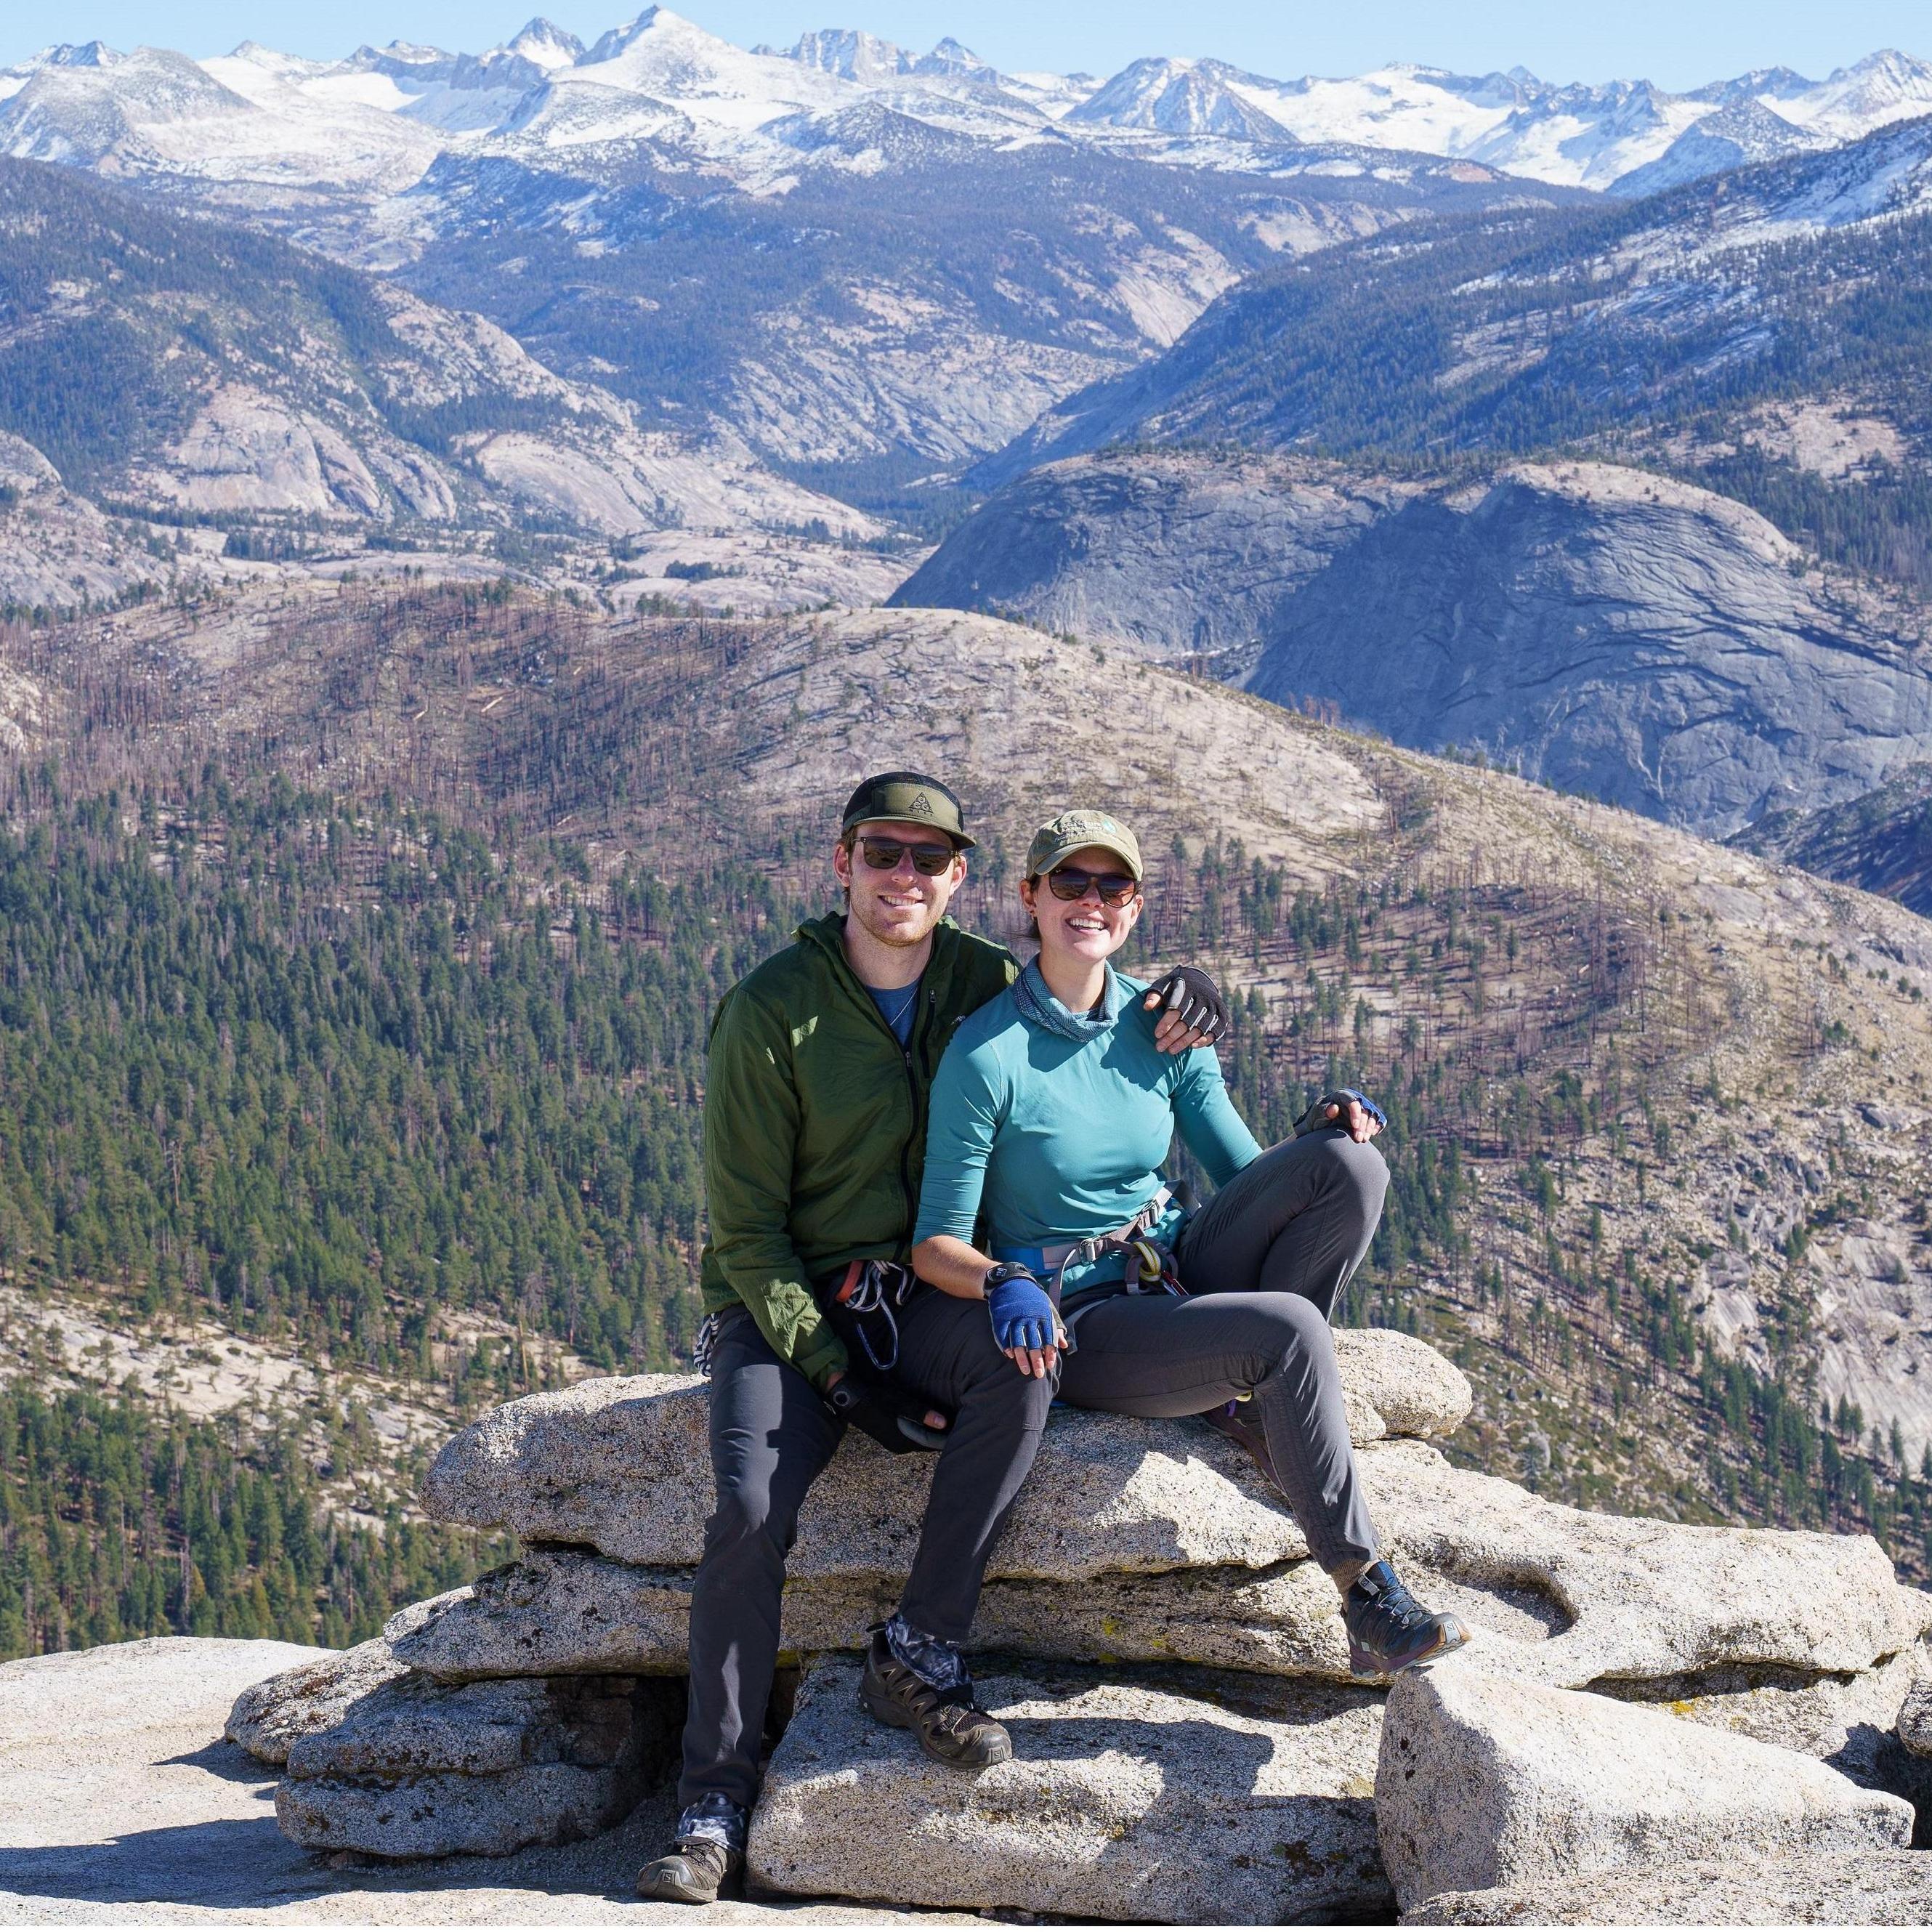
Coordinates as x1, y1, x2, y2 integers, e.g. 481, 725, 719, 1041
1045, 866, 1139, 907
857, 837, 957, 877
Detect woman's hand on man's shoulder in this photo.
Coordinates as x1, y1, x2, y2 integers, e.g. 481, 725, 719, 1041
1141, 965, 1229, 1054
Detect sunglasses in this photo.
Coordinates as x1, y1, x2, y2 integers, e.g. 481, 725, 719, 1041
857, 837, 957, 877
1045, 866, 1139, 907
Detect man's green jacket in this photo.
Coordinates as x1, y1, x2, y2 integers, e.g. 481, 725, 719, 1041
698, 910, 1014, 1388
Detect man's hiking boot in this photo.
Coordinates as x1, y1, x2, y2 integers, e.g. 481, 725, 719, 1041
1343, 1559, 1469, 1676
1200, 1395, 1282, 1492
636, 1835, 742, 1904
860, 1627, 1013, 1769
636, 1794, 746, 1903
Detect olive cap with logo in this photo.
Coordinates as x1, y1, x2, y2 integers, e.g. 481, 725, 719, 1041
1025, 809, 1143, 882
839, 771, 976, 849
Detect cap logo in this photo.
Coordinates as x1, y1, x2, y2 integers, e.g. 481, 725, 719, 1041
908, 791, 934, 817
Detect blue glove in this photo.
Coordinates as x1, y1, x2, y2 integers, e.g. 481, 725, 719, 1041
985, 1267, 1057, 1353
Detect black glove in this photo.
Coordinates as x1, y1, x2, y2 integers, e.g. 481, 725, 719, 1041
825, 1373, 949, 1454
1145, 965, 1229, 1043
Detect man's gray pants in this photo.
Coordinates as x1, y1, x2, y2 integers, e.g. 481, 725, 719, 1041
679, 1293, 1056, 1813
1059, 1128, 1388, 1575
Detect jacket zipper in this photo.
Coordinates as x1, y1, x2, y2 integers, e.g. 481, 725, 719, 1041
814, 919, 936, 1264
892, 987, 935, 1263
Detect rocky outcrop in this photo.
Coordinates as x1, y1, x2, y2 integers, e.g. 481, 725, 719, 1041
419, 1330, 1471, 1580
1375, 1659, 1915, 1912
390, 1540, 1559, 1686
233, 1333, 1928, 1914
274, 1672, 683, 1859
889, 450, 1413, 662
1244, 463, 1932, 837
749, 1657, 1390, 1924
395, 1433, 1909, 1702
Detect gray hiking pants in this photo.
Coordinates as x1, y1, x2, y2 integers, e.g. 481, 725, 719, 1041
679, 1292, 1056, 1812
1058, 1128, 1387, 1575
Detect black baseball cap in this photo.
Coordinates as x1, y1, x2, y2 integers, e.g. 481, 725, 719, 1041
839, 771, 975, 849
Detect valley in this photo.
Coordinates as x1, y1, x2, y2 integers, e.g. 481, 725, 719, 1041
3, 4, 1932, 1686
4, 582, 1932, 1665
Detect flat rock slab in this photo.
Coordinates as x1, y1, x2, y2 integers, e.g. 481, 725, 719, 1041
422, 1327, 1469, 1582
228, 1635, 416, 1766
1375, 1657, 1915, 1911
278, 1672, 683, 1859
1402, 1853, 1932, 1925
1595, 1648, 1920, 1765
0, 1636, 963, 1923
421, 1370, 1912, 1693
395, 1545, 1559, 1686
1364, 1440, 1915, 1687
748, 1656, 1390, 1924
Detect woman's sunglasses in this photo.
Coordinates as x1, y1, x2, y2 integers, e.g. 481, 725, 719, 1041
857, 837, 958, 877
1045, 866, 1139, 907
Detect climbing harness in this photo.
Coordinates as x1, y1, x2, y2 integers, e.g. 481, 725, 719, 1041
1015, 1187, 1189, 1338
826, 1257, 922, 1374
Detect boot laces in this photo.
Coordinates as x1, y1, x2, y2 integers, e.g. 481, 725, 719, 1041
1354, 1562, 1431, 1639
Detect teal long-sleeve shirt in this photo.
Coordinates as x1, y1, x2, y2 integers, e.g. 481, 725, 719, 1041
914, 968, 1262, 1285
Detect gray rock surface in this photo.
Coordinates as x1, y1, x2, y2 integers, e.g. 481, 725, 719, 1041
1375, 1658, 1915, 1911
276, 1672, 682, 1859
1598, 1646, 1919, 1763
1246, 462, 1932, 836
889, 450, 1413, 663
0, 1635, 949, 1923
1402, 1853, 1932, 1925
1363, 1439, 1914, 1686
422, 1385, 1909, 1687
1335, 1327, 1474, 1441
276, 1762, 645, 1862
392, 1543, 1551, 1685
227, 1598, 449, 1764
1900, 1662, 1932, 1757
422, 1331, 1467, 1580
749, 1656, 1390, 1923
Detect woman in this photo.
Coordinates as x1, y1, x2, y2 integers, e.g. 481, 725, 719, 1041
910, 808, 1466, 1676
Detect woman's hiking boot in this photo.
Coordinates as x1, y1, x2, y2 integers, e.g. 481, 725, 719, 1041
1343, 1559, 1469, 1676
1199, 1395, 1282, 1492
860, 1624, 1013, 1769
636, 1795, 746, 1903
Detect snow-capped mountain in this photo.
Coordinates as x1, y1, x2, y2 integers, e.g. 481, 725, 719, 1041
3, 11, 1928, 508
1065, 58, 1296, 144
1067, 49, 1932, 193
3, 15, 1926, 205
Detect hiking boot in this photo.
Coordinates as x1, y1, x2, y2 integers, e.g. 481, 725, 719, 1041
1343, 1559, 1469, 1677
1200, 1395, 1282, 1492
860, 1628, 1013, 1769
636, 1793, 746, 1903
636, 1835, 741, 1904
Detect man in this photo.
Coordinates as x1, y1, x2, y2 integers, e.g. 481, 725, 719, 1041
637, 772, 1226, 1904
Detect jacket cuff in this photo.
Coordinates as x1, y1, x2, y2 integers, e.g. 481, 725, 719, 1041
795, 1330, 849, 1391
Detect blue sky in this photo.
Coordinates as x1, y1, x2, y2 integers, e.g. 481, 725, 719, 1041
2, 0, 1926, 90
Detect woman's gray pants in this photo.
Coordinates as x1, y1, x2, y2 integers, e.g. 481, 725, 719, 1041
678, 1296, 1056, 1814
1058, 1128, 1388, 1575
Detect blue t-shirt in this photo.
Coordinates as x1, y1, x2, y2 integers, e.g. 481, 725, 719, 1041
914, 968, 1261, 1288
865, 977, 921, 1046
